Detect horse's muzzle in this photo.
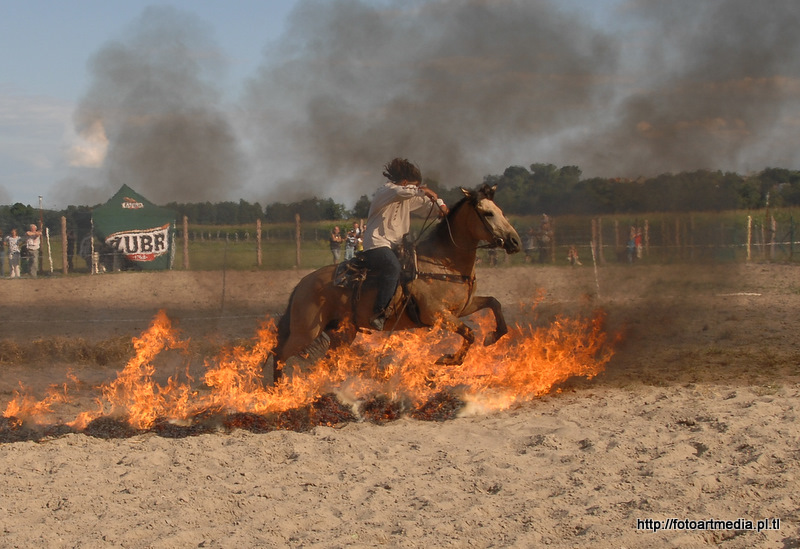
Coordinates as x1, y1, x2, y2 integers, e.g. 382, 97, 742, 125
503, 234, 522, 254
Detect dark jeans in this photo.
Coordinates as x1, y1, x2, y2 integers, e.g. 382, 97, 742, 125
361, 246, 401, 316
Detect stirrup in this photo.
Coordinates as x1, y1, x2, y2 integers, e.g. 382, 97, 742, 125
368, 315, 385, 331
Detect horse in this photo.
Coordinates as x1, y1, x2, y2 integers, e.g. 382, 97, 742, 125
267, 183, 522, 383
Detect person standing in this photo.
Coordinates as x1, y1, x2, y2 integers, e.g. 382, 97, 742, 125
329, 225, 343, 263
6, 228, 21, 278
344, 226, 358, 261
25, 224, 42, 278
66, 229, 76, 272
0, 230, 5, 277
354, 221, 363, 252
538, 214, 553, 263
361, 157, 448, 330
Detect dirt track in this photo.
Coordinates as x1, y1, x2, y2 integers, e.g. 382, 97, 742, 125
1, 263, 799, 548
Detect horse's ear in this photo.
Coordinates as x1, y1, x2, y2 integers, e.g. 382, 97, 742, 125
477, 183, 495, 200
460, 186, 471, 197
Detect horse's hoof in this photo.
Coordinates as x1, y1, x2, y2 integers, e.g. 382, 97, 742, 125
424, 370, 437, 389
435, 354, 463, 366
484, 330, 507, 346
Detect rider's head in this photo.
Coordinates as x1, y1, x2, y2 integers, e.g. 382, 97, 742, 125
383, 158, 421, 185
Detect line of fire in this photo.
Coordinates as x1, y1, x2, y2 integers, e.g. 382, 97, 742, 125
0, 303, 615, 442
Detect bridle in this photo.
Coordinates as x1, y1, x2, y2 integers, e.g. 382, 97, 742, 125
440, 197, 506, 251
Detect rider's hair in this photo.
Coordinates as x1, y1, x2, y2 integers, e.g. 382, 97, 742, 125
383, 158, 421, 183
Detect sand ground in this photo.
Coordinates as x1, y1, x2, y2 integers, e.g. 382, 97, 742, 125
0, 263, 798, 548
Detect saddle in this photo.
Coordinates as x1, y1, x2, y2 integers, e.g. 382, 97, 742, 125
333, 235, 421, 325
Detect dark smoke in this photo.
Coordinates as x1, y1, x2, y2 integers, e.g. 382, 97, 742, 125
65, 6, 243, 205
61, 0, 800, 207
243, 0, 800, 204
243, 0, 618, 201
573, 0, 800, 178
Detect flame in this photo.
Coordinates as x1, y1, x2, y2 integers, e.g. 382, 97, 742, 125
2, 303, 614, 432
3, 380, 71, 423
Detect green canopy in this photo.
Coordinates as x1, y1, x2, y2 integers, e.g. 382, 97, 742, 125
92, 185, 176, 270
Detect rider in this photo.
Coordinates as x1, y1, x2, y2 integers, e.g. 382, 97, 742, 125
362, 158, 449, 330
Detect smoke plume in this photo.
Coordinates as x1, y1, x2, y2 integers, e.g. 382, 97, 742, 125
65, 6, 243, 205
243, 0, 800, 204
61, 0, 800, 207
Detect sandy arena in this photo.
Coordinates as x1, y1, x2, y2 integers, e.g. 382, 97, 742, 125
0, 263, 798, 547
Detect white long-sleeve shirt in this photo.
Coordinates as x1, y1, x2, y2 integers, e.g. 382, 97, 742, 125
363, 182, 435, 250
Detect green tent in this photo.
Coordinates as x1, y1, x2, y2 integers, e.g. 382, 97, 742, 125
92, 184, 176, 270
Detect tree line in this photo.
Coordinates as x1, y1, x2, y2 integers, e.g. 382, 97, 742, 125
1, 166, 797, 235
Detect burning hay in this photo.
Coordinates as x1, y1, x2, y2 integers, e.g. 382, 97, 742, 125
0, 305, 614, 443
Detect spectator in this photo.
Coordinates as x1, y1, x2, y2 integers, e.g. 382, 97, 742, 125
344, 226, 358, 261
627, 225, 637, 263
343, 221, 363, 260
567, 245, 582, 267
524, 227, 536, 263
25, 224, 42, 278
6, 228, 21, 278
67, 229, 76, 272
487, 248, 498, 267
635, 226, 643, 260
329, 225, 343, 263
538, 214, 553, 263
354, 221, 363, 252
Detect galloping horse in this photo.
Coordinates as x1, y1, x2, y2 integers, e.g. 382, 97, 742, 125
268, 184, 522, 383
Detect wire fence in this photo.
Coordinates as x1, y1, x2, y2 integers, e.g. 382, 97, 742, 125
13, 210, 800, 277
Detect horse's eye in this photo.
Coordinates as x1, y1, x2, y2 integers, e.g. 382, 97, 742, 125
483, 211, 494, 217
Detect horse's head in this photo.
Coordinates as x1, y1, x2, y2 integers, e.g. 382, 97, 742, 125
461, 184, 522, 254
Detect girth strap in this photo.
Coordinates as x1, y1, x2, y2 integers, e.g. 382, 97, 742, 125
416, 272, 473, 284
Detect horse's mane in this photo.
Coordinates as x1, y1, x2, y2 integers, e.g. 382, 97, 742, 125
426, 195, 470, 245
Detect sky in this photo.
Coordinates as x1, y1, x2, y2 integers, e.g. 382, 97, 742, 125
1, 0, 799, 210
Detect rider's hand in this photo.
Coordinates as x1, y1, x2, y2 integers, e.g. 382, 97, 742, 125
423, 189, 448, 216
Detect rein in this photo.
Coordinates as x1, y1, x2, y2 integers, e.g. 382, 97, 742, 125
406, 195, 494, 291
441, 200, 502, 251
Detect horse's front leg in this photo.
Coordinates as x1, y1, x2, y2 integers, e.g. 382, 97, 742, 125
459, 295, 508, 346
434, 314, 475, 365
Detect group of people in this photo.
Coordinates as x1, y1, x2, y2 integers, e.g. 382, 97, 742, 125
329, 221, 364, 263
0, 224, 43, 278
627, 225, 644, 263
524, 214, 554, 263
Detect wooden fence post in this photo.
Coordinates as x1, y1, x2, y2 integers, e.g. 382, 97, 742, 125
770, 215, 777, 260
61, 216, 68, 275
746, 215, 752, 262
597, 217, 605, 264
256, 219, 262, 267
183, 215, 190, 270
295, 213, 301, 268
